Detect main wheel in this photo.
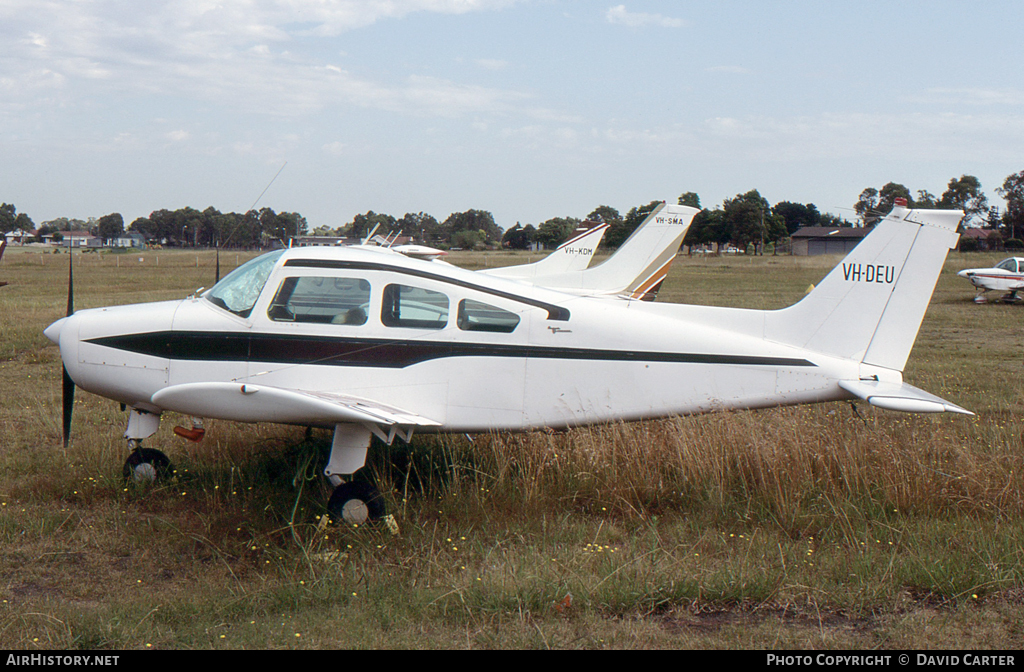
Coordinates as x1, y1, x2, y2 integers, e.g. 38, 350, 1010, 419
123, 448, 173, 485
327, 482, 386, 526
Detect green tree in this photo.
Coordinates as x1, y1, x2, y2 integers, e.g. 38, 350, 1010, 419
915, 190, 938, 208
684, 208, 732, 250
97, 213, 125, 241
0, 203, 18, 234
586, 205, 622, 225
878, 182, 913, 212
442, 210, 502, 246
819, 213, 851, 227
534, 217, 580, 249
14, 212, 34, 233
854, 188, 880, 226
348, 211, 397, 240
996, 171, 1024, 242
723, 190, 777, 252
939, 175, 988, 224
397, 212, 442, 244
677, 192, 701, 209
502, 223, 536, 249
772, 201, 820, 234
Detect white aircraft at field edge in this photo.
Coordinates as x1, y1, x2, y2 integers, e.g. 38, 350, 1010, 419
957, 256, 1024, 303
44, 204, 970, 525
485, 203, 695, 300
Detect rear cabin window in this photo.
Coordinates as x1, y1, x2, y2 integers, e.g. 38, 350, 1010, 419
457, 299, 520, 333
267, 276, 370, 325
381, 284, 449, 329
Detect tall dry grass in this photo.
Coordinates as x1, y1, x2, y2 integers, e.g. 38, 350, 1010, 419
386, 406, 1020, 531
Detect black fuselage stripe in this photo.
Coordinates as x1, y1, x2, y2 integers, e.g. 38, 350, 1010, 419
284, 258, 571, 321
85, 332, 816, 369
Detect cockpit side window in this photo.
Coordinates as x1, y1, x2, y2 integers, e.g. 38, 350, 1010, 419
996, 258, 1017, 272
268, 276, 370, 325
457, 299, 520, 333
381, 284, 449, 329
204, 250, 284, 318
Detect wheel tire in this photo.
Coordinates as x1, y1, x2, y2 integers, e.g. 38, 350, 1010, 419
327, 482, 386, 526
123, 448, 173, 485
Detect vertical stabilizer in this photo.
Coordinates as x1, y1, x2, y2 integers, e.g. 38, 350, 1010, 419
766, 207, 962, 371
483, 221, 609, 281
518, 203, 698, 297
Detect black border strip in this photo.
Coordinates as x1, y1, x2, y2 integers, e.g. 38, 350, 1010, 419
86, 331, 816, 370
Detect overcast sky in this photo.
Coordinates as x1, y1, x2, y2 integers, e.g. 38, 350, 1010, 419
3, 0, 1023, 231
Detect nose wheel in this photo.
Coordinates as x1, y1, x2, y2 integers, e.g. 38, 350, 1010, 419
123, 442, 173, 485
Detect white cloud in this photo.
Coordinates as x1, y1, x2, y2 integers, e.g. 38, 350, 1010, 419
605, 5, 685, 29
0, 0, 535, 120
322, 141, 346, 156
476, 59, 508, 71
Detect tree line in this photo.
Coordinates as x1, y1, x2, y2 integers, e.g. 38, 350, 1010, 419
4, 169, 1024, 251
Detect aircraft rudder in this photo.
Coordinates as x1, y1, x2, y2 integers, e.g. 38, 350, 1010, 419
768, 207, 963, 368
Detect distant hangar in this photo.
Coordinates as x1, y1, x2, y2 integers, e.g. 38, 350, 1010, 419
791, 227, 869, 256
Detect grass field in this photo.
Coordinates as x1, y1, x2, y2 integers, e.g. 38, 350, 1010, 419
0, 245, 1022, 649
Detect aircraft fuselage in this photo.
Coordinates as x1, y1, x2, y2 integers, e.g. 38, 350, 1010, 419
50, 245, 855, 433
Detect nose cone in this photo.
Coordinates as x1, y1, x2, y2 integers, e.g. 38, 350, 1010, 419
44, 316, 69, 344
957, 269, 972, 279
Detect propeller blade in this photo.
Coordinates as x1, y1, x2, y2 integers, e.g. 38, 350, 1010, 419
66, 251, 74, 316
62, 251, 76, 447
62, 364, 75, 448
215, 246, 220, 284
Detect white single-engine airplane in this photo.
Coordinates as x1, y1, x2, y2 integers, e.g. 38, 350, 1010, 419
45, 204, 970, 525
957, 256, 1024, 303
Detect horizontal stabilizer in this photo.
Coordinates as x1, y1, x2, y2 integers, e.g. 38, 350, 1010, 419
151, 382, 442, 426
838, 379, 973, 415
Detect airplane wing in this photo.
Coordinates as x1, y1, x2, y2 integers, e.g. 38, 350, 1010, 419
838, 379, 973, 415
151, 382, 442, 427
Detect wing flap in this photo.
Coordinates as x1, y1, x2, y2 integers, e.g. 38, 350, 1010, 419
151, 382, 441, 426
838, 379, 973, 415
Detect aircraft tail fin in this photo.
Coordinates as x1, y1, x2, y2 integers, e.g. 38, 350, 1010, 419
483, 221, 608, 281
767, 206, 963, 371
523, 202, 698, 297
593, 203, 698, 299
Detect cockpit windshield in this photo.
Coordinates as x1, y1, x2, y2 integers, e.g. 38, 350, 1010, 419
204, 250, 284, 317
996, 258, 1019, 273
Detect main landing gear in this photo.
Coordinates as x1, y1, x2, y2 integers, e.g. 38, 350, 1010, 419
123, 440, 173, 485
321, 423, 404, 532
327, 481, 386, 526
